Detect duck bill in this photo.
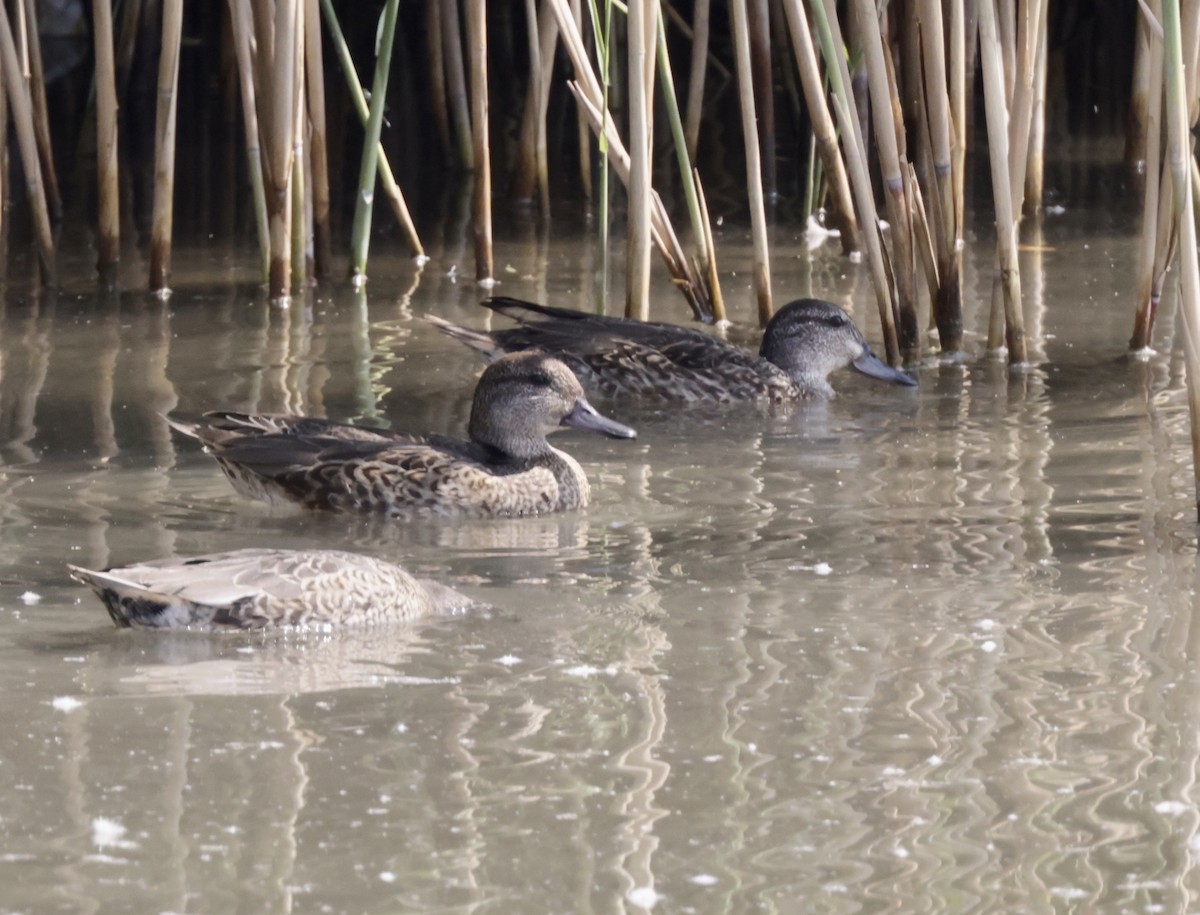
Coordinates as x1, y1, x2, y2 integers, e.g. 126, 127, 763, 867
852, 349, 917, 387
561, 399, 637, 439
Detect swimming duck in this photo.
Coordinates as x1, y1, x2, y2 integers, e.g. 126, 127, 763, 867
69, 548, 480, 631
430, 296, 916, 403
167, 351, 636, 518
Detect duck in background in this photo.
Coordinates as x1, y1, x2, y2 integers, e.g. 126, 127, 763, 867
70, 548, 482, 631
167, 351, 636, 518
430, 296, 916, 404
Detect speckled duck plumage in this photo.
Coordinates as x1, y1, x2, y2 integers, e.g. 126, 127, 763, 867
69, 548, 481, 631
167, 352, 636, 518
430, 296, 916, 404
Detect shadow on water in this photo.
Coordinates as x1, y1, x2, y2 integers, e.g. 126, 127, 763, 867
4, 205, 1200, 911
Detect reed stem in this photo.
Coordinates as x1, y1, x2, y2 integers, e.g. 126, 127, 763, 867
850, 0, 919, 358
626, 0, 653, 320
1130, 4, 1165, 352
228, 0, 270, 282
0, 0, 51, 283
919, 0, 962, 351
320, 0, 423, 258
1162, 0, 1200, 519
149, 0, 183, 293
349, 0, 401, 284
466, 0, 493, 285
441, 0, 475, 168
304, 0, 332, 281
656, 5, 722, 320
683, 0, 710, 159
20, 0, 60, 220
978, 0, 1027, 361
585, 0, 614, 312
731, 0, 772, 325
807, 0, 898, 360
780, 0, 859, 255
93, 0, 120, 289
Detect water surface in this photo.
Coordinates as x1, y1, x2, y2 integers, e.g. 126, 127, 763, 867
1, 206, 1198, 914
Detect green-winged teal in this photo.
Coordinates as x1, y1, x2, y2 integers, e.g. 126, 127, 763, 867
431, 296, 916, 403
69, 548, 480, 631
168, 351, 636, 518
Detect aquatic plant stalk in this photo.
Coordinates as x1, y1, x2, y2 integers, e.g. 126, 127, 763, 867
304, 0, 332, 281
585, 0, 614, 313
466, 0, 494, 284
731, 0, 772, 325
571, 0, 592, 201
511, 0, 556, 210
1130, 2, 1165, 352
228, 0, 270, 282
263, 0, 300, 299
683, 0, 710, 159
550, 0, 711, 319
779, 0, 859, 256
441, 0, 474, 168
426, 0, 451, 153
951, 0, 968, 238
626, 0, 653, 320
19, 0, 60, 221
291, 1, 308, 290
319, 0, 423, 258
0, 0, 52, 282
978, 0, 1027, 362
149, 0, 183, 293
93, 0, 120, 289
919, 0, 963, 351
655, 5, 723, 320
807, 0, 899, 361
1023, 0, 1049, 213
1162, 0, 1200, 519
850, 0, 919, 358
748, 0, 775, 199
349, 0, 401, 284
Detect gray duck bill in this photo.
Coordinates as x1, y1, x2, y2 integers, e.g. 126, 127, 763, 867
852, 349, 918, 386
561, 399, 637, 439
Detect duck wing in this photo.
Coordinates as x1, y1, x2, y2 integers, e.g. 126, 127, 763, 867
209, 431, 536, 515
199, 411, 405, 442
481, 297, 788, 402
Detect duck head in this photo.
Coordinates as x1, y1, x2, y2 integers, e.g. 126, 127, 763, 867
469, 352, 637, 458
759, 298, 916, 397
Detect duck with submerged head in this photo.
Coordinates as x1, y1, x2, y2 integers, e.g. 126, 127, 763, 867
69, 548, 482, 631
167, 351, 636, 518
430, 296, 916, 404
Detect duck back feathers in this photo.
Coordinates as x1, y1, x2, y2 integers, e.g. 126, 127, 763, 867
69, 548, 480, 631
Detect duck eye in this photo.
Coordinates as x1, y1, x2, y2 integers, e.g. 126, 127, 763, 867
825, 315, 848, 328
527, 370, 554, 388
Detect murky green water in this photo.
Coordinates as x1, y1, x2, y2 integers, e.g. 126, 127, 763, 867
2, 204, 1198, 913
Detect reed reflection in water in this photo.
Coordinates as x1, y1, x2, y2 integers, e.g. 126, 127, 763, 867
2, 214, 1200, 912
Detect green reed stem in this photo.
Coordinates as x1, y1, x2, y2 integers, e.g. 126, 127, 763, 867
349, 0, 401, 284
321, 0, 423, 259
586, 0, 613, 313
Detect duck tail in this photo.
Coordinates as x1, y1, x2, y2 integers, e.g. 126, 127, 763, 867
162, 413, 205, 443
426, 315, 505, 363
68, 564, 255, 630
68, 565, 193, 629
162, 414, 250, 449
483, 296, 579, 324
